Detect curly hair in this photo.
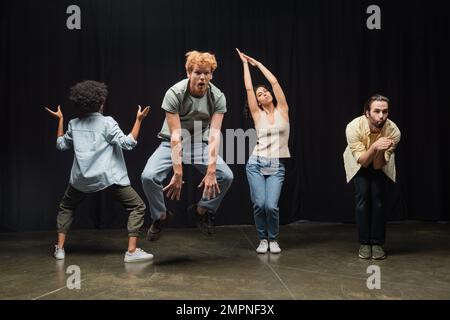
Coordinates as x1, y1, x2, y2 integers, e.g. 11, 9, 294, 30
185, 51, 218, 73
69, 80, 108, 116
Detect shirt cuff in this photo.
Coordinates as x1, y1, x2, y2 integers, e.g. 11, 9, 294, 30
161, 105, 178, 114
126, 133, 138, 147
353, 151, 363, 163
56, 136, 66, 150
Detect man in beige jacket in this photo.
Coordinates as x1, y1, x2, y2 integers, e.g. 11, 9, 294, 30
343, 94, 401, 260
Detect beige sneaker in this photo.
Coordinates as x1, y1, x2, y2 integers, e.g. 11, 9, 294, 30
358, 245, 371, 259
371, 245, 386, 260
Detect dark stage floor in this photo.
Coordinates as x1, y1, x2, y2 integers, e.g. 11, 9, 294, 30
0, 222, 449, 300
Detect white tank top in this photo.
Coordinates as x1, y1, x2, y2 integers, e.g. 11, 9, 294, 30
252, 108, 290, 158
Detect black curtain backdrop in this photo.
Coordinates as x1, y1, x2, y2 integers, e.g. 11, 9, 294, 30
1, 0, 448, 231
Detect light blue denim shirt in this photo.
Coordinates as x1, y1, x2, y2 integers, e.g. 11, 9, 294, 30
56, 112, 137, 193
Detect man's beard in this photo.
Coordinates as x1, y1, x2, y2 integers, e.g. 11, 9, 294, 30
375, 120, 385, 128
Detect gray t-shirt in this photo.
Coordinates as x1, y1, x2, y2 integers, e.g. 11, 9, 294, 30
158, 79, 227, 142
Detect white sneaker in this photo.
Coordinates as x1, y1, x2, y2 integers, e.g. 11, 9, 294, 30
54, 245, 65, 260
124, 248, 154, 262
269, 241, 282, 254
256, 239, 269, 254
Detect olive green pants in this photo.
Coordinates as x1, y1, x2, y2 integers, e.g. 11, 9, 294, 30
57, 184, 146, 237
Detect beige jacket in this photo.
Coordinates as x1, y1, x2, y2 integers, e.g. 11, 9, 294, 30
343, 115, 401, 182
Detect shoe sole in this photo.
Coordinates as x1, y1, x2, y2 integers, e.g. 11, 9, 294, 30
358, 254, 371, 259
124, 256, 154, 263
371, 255, 387, 260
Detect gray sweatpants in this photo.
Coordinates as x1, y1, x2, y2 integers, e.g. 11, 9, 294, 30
141, 141, 234, 220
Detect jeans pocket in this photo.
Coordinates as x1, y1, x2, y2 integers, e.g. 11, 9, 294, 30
260, 162, 275, 175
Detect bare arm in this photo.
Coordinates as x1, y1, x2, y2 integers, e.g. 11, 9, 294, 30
236, 48, 260, 121
243, 53, 288, 112
358, 137, 393, 168
45, 105, 64, 137
197, 113, 223, 200
372, 151, 387, 169
357, 144, 378, 168
56, 117, 64, 137
206, 113, 224, 172
166, 112, 182, 174
130, 105, 150, 140
162, 112, 184, 200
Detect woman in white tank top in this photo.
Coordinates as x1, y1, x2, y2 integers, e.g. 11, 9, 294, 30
236, 48, 291, 254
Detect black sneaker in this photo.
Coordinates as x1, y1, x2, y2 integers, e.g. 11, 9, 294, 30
205, 210, 215, 235
188, 204, 215, 235
146, 211, 173, 241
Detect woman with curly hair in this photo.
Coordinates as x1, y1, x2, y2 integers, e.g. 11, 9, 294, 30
45, 80, 153, 262
236, 49, 290, 254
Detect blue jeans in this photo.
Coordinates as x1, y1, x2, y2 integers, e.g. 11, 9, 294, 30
246, 155, 286, 241
141, 142, 234, 220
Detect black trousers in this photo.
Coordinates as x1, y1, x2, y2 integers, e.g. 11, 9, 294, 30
353, 166, 388, 245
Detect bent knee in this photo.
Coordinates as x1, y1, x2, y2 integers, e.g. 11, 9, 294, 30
221, 168, 234, 184
141, 171, 159, 186
265, 205, 279, 214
